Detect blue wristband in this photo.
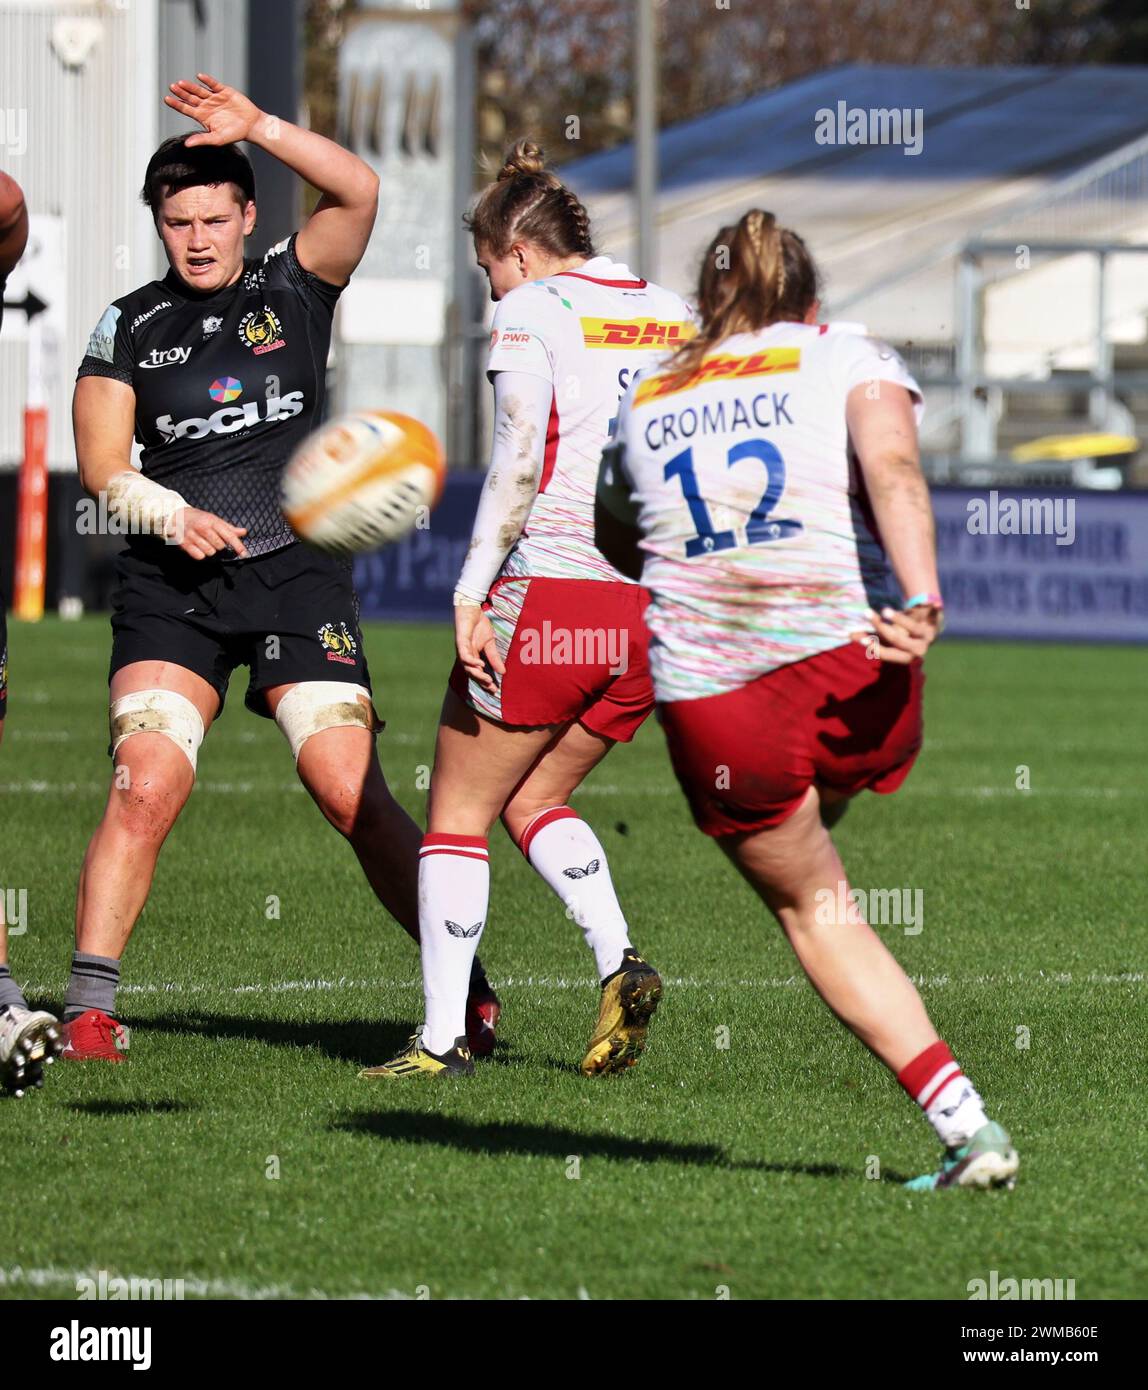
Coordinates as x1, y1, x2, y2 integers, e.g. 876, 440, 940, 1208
904, 592, 944, 611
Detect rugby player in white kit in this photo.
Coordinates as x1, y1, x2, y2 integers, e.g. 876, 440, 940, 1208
362, 142, 693, 1078
597, 210, 1019, 1190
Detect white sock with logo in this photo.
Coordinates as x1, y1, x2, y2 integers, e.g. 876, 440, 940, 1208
898, 1041, 990, 1149
519, 807, 631, 980
418, 834, 489, 1055
926, 1074, 990, 1149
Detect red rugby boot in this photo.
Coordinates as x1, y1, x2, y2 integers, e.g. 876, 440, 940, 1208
60, 1009, 129, 1062
465, 978, 500, 1059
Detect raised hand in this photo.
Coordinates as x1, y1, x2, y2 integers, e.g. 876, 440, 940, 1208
165, 73, 262, 147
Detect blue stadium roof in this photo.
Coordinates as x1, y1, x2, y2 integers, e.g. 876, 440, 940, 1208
562, 64, 1148, 338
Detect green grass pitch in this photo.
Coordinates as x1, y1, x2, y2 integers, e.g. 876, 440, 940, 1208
1, 617, 1144, 1300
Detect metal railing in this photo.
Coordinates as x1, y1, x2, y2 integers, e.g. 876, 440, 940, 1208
839, 129, 1148, 477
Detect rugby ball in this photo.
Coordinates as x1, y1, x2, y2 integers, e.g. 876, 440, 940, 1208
281, 409, 446, 554
0, 171, 29, 277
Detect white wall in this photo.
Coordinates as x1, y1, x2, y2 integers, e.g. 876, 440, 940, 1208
0, 1, 156, 469
0, 0, 249, 471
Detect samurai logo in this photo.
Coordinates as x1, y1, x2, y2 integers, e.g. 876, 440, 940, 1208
238, 306, 285, 355
562, 860, 600, 880
202, 315, 223, 339
318, 622, 357, 665
446, 920, 483, 939
940, 1086, 974, 1119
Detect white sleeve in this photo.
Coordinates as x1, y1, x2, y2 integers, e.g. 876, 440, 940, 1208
833, 329, 925, 425
485, 289, 555, 383
453, 370, 553, 605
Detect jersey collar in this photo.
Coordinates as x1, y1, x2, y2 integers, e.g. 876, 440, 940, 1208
555, 255, 647, 289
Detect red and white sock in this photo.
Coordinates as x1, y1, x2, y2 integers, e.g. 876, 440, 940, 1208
418, 833, 489, 1055
898, 1040, 989, 1149
518, 807, 631, 980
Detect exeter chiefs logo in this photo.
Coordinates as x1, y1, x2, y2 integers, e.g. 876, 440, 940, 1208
318, 622, 357, 665
238, 306, 285, 355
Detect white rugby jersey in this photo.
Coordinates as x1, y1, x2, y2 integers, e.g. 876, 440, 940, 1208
486, 255, 693, 584
611, 320, 924, 702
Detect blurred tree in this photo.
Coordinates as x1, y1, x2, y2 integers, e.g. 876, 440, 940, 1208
304, 0, 353, 141
466, 0, 630, 172
1068, 0, 1146, 62
304, 1, 1129, 182
464, 0, 1044, 172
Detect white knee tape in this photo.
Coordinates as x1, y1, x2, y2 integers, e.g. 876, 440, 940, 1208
274, 682, 375, 762
110, 689, 205, 773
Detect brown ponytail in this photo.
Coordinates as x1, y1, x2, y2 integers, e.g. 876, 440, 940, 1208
465, 139, 595, 260
665, 210, 819, 382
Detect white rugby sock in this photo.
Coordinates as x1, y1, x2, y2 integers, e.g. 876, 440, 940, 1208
519, 807, 631, 980
418, 834, 489, 1055
898, 1041, 990, 1149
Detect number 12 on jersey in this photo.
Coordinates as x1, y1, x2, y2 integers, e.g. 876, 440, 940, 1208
664, 439, 803, 558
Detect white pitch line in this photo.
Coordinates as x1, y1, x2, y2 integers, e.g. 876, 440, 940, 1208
0, 778, 1143, 801
20, 970, 1140, 1001
573, 784, 1147, 800
902, 786, 1144, 799
0, 781, 310, 795
0, 782, 107, 795
0, 1265, 412, 1302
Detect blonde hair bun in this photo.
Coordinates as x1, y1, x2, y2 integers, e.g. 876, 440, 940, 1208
498, 139, 547, 182
466, 138, 594, 259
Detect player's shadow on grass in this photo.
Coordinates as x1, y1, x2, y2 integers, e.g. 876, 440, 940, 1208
337, 1109, 729, 1167
138, 1011, 428, 1067
334, 1110, 909, 1181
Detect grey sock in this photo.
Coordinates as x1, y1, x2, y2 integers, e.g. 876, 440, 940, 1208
63, 952, 122, 1021
0, 965, 27, 1013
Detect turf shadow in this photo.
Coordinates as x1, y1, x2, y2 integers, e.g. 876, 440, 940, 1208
134, 1011, 425, 1067
755, 1159, 913, 1184
336, 1109, 730, 1167
334, 1111, 912, 1183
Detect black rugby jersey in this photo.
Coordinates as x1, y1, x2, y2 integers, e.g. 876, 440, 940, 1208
77, 234, 342, 559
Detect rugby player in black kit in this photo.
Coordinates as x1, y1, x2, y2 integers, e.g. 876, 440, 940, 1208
0, 170, 64, 1094
62, 75, 499, 1061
